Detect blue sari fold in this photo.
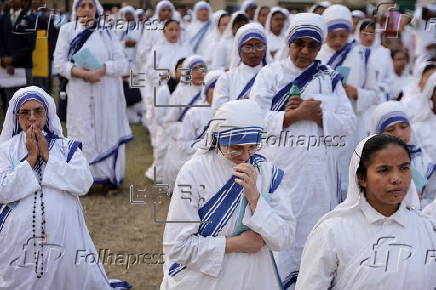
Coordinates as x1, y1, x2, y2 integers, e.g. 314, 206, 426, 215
191, 21, 211, 53
177, 91, 202, 122
168, 154, 268, 277
326, 40, 355, 69
271, 60, 342, 111
237, 74, 257, 100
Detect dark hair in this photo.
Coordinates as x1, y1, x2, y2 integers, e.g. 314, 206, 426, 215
359, 19, 376, 32
232, 14, 249, 28
422, 63, 436, 77
271, 10, 285, 18
390, 48, 409, 62
356, 134, 410, 188
175, 57, 186, 71
259, 6, 270, 12
218, 13, 229, 25
163, 19, 179, 29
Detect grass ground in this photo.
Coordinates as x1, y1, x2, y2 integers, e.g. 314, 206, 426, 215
0, 91, 169, 289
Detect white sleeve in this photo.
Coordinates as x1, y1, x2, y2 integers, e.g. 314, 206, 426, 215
250, 68, 285, 137
53, 24, 74, 79
211, 41, 228, 71
0, 145, 40, 204
41, 148, 93, 197
355, 63, 381, 113
242, 179, 296, 251
322, 83, 356, 137
211, 72, 230, 112
104, 32, 129, 77
295, 223, 338, 290
164, 165, 226, 277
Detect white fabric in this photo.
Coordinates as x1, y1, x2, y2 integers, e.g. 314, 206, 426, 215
136, 0, 175, 64
0, 88, 114, 289
411, 72, 436, 162
296, 136, 435, 290
423, 198, 436, 216
241, 0, 257, 14
211, 11, 247, 71
318, 42, 380, 195
212, 63, 262, 112
161, 100, 295, 289
250, 57, 356, 287
163, 70, 223, 187
323, 4, 352, 31
53, 20, 132, 186
203, 10, 229, 66
186, 1, 213, 58
264, 7, 288, 56
161, 55, 206, 187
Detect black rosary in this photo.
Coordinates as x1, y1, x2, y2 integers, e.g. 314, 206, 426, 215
32, 158, 46, 279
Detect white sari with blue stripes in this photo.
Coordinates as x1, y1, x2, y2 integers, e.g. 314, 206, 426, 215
0, 132, 125, 289
250, 57, 356, 289
212, 63, 263, 112
161, 151, 295, 290
53, 21, 133, 187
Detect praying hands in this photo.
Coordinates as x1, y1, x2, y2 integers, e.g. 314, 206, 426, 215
25, 124, 49, 168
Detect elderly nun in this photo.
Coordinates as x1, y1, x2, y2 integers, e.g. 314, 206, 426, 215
296, 134, 435, 290
53, 0, 133, 191
0, 87, 131, 289
212, 23, 269, 111
249, 12, 356, 289
371, 101, 435, 209
160, 99, 295, 290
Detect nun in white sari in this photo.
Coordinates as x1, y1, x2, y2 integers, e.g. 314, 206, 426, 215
0, 87, 131, 290
296, 134, 435, 290
212, 23, 269, 111
164, 71, 224, 182
317, 4, 379, 141
411, 71, 436, 162
250, 13, 355, 289
160, 100, 295, 290
211, 12, 249, 71
265, 7, 289, 59
53, 0, 132, 188
370, 101, 435, 209
161, 55, 207, 188
186, 1, 213, 58
203, 10, 229, 66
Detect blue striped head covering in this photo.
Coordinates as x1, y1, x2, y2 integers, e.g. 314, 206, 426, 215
287, 13, 326, 45
323, 4, 352, 32
371, 101, 410, 135
0, 86, 64, 143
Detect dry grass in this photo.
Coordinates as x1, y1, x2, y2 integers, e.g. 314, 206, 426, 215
81, 124, 170, 289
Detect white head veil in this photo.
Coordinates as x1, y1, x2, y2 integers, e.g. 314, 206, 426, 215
264, 6, 289, 37
311, 135, 421, 230
229, 22, 269, 70
323, 4, 352, 33
191, 1, 213, 23
202, 70, 224, 101
194, 99, 264, 156
240, 0, 257, 14
152, 0, 175, 21
413, 72, 436, 123
370, 101, 411, 135
71, 0, 104, 22
0, 86, 64, 144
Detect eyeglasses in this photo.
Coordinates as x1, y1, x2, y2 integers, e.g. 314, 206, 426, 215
240, 43, 266, 53
291, 39, 321, 51
17, 108, 46, 119
219, 144, 262, 157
